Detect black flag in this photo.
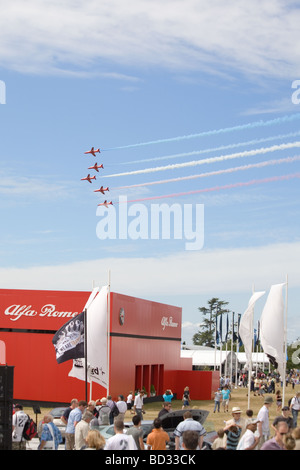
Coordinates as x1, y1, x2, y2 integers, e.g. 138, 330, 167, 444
52, 312, 85, 364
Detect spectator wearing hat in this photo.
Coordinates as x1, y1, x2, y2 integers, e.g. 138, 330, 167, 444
225, 406, 247, 439
237, 420, 260, 450
256, 395, 273, 449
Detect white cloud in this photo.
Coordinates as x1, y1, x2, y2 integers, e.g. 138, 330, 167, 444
1, 1, 300, 79
0, 241, 298, 295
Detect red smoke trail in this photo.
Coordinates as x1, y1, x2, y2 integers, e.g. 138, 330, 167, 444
116, 173, 300, 204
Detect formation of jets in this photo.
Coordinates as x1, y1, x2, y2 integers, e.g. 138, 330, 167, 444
81, 146, 113, 207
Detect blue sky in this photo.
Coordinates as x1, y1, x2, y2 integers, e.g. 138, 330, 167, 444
0, 0, 300, 344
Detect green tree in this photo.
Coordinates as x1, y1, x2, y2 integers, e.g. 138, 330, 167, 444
193, 298, 230, 347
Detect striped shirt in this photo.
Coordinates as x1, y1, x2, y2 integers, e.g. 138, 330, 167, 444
173, 418, 206, 449
225, 428, 241, 450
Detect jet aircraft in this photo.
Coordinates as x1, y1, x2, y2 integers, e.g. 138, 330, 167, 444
94, 186, 109, 194
88, 163, 104, 172
81, 174, 96, 183
98, 200, 113, 207
84, 147, 100, 156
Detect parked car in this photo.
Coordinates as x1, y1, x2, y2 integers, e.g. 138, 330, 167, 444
91, 409, 217, 450
142, 409, 217, 450
49, 407, 68, 441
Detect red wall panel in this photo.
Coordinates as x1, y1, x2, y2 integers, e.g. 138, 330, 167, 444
163, 370, 220, 401
0, 289, 209, 404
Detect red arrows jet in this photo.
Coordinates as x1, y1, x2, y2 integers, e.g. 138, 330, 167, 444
94, 186, 109, 194
84, 147, 100, 156
88, 163, 104, 172
81, 174, 96, 183
98, 200, 113, 207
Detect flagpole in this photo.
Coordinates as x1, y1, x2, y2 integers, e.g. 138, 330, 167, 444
219, 310, 222, 377
231, 312, 234, 388
84, 307, 88, 402
282, 274, 288, 406
235, 335, 238, 389
107, 269, 111, 396
247, 285, 255, 409
214, 316, 217, 372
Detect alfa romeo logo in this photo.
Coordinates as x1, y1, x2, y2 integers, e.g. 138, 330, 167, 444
119, 308, 125, 326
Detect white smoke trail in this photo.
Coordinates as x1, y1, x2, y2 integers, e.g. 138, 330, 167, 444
104, 113, 300, 151
114, 155, 300, 189
104, 141, 300, 178
121, 130, 300, 165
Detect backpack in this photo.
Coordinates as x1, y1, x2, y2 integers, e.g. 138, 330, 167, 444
22, 415, 37, 441
98, 406, 110, 425
111, 402, 120, 418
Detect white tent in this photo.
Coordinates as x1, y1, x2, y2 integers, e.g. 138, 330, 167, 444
180, 348, 235, 368
180, 348, 269, 370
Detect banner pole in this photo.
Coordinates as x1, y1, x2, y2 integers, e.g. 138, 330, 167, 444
107, 270, 111, 396
84, 307, 88, 402
282, 275, 288, 406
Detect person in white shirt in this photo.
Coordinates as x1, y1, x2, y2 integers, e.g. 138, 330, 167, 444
104, 419, 137, 450
75, 410, 93, 450
116, 395, 128, 421
133, 390, 145, 418
256, 395, 273, 449
127, 391, 134, 414
12, 404, 28, 450
237, 421, 260, 450
290, 392, 300, 428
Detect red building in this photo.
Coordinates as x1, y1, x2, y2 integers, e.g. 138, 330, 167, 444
0, 288, 218, 404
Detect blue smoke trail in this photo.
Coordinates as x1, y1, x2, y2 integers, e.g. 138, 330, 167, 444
104, 113, 300, 151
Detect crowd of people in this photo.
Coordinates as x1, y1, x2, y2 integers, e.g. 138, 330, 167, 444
211, 370, 300, 450
11, 378, 300, 451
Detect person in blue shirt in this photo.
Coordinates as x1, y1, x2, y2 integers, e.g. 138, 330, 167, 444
163, 389, 173, 402
65, 400, 87, 450
221, 385, 231, 413
213, 388, 223, 413
39, 415, 62, 450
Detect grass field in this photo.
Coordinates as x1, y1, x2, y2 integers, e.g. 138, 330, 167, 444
25, 382, 300, 435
